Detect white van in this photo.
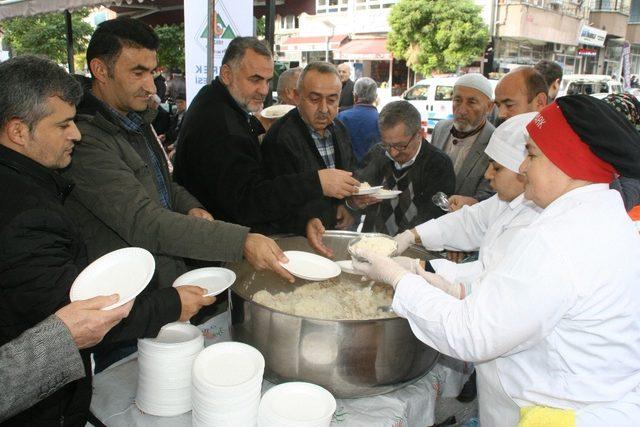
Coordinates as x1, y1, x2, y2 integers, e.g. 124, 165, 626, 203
400, 77, 457, 132
391, 76, 499, 132
557, 74, 623, 99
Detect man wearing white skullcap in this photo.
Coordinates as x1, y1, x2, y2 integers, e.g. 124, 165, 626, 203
430, 74, 495, 214
392, 112, 541, 297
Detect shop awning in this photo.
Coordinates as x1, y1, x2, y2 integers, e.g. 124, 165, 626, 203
334, 38, 391, 61
280, 34, 348, 52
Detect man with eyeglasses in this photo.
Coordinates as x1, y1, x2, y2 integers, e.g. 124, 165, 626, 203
346, 100, 455, 237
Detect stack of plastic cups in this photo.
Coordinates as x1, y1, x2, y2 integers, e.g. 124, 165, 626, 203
257, 382, 336, 427
191, 342, 265, 427
136, 322, 204, 416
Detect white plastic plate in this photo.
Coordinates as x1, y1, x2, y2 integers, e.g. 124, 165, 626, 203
172, 267, 236, 297
69, 247, 155, 310
280, 251, 341, 281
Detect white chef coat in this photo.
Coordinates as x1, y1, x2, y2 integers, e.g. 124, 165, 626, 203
393, 184, 640, 426
414, 193, 542, 285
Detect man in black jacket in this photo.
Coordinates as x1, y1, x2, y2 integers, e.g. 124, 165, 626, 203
173, 37, 359, 234
0, 56, 213, 426
262, 61, 357, 235
338, 62, 355, 111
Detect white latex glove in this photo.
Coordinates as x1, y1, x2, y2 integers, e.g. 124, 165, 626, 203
393, 230, 416, 255
391, 256, 423, 275
352, 249, 409, 289
415, 270, 466, 299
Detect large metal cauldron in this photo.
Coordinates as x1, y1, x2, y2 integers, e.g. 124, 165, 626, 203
228, 231, 440, 398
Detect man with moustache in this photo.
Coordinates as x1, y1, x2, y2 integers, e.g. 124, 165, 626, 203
430, 74, 495, 211
262, 61, 358, 234
173, 38, 358, 233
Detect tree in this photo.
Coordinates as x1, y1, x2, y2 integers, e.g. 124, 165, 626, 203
387, 0, 488, 75
1, 9, 93, 66
155, 23, 185, 72
255, 16, 266, 38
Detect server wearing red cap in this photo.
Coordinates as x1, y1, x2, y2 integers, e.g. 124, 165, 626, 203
352, 94, 640, 426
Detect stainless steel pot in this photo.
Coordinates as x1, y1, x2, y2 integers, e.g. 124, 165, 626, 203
228, 231, 440, 398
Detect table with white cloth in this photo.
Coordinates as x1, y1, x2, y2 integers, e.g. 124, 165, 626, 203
91, 311, 472, 427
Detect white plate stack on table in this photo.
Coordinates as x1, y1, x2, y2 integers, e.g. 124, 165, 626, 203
257, 382, 337, 427
136, 322, 204, 416
191, 342, 265, 427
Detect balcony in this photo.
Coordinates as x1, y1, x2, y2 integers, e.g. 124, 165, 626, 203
496, 1, 586, 45
589, 0, 631, 38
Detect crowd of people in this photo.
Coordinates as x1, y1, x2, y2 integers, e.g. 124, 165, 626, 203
1, 15, 640, 427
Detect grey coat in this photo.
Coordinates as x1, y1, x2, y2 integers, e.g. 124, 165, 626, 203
0, 315, 84, 422
62, 90, 250, 288
430, 119, 494, 200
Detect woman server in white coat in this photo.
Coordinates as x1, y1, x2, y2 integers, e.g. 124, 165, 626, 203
354, 95, 640, 426
393, 112, 542, 297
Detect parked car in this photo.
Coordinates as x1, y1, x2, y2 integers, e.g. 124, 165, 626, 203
382, 76, 499, 133
557, 74, 623, 99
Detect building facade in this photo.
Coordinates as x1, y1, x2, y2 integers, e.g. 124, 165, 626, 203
274, 0, 411, 94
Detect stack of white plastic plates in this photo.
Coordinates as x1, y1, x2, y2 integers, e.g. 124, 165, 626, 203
191, 342, 265, 427
257, 382, 336, 427
135, 322, 204, 416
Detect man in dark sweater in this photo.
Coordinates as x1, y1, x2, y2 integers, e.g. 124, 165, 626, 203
173, 37, 359, 234
262, 61, 358, 235
353, 101, 455, 235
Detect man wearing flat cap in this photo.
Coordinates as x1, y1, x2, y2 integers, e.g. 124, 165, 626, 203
431, 74, 495, 210
352, 95, 640, 426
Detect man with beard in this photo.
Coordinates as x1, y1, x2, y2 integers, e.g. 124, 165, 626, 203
262, 61, 357, 234
173, 37, 358, 233
430, 74, 495, 210
447, 67, 549, 212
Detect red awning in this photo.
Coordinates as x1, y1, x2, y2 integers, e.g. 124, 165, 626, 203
334, 38, 391, 61
281, 34, 349, 52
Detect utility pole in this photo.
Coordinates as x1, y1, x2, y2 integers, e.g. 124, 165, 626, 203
207, 0, 216, 84
65, 10, 74, 74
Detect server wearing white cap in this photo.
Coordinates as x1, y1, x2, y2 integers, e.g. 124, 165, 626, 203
354, 95, 640, 426
392, 112, 541, 297
430, 74, 495, 210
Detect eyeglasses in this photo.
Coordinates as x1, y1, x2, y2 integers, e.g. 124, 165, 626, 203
379, 130, 419, 152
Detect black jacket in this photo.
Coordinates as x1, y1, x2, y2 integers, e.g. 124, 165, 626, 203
339, 79, 355, 111
261, 108, 357, 233
0, 145, 181, 426
173, 78, 323, 233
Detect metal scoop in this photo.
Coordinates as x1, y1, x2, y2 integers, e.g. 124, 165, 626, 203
432, 191, 451, 212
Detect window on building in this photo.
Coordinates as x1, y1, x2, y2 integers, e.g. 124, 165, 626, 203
317, 0, 348, 13
590, 0, 631, 13
630, 0, 640, 22
354, 0, 397, 11
280, 15, 298, 29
